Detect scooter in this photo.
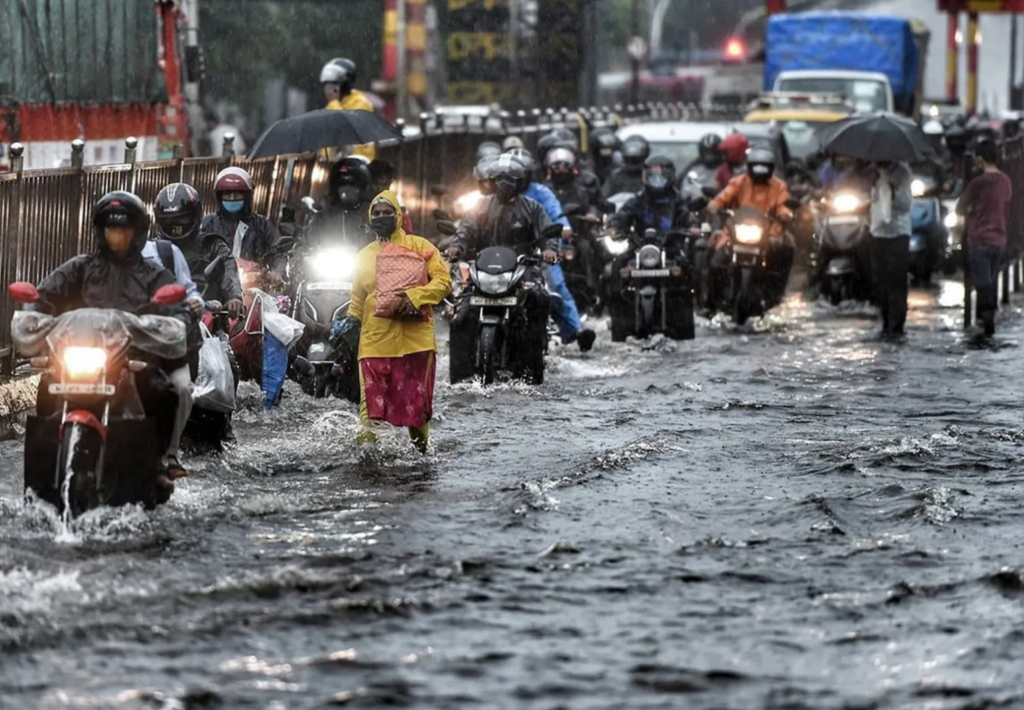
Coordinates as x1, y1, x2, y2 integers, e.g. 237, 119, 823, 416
909, 175, 949, 285
814, 189, 872, 305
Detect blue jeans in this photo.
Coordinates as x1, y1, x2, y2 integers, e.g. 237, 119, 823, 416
969, 242, 1004, 312
545, 263, 583, 344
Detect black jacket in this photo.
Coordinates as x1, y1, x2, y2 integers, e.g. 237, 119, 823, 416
201, 211, 287, 273
453, 194, 556, 257
608, 191, 693, 236
37, 248, 184, 323
602, 167, 644, 198
305, 204, 373, 251
546, 178, 596, 218
159, 232, 242, 304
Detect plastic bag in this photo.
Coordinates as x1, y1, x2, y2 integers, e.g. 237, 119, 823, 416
250, 288, 305, 348
192, 323, 236, 414
262, 332, 289, 409
373, 242, 428, 319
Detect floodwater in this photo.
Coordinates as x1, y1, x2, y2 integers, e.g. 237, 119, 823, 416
2, 281, 1024, 710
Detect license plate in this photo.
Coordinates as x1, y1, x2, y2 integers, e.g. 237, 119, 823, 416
630, 268, 671, 278
306, 282, 352, 292
471, 296, 518, 307
733, 246, 761, 256
828, 216, 861, 225
309, 343, 328, 353
48, 383, 115, 396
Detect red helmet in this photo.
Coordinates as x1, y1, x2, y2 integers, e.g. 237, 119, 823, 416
213, 166, 254, 194
720, 133, 750, 164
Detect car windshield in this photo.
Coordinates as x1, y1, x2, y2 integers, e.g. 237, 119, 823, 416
646, 141, 701, 172
777, 78, 888, 113
778, 120, 829, 160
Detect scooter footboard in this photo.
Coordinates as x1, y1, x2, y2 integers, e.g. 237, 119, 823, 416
24, 415, 165, 510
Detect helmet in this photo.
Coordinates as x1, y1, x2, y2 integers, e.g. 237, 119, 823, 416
502, 135, 525, 151
214, 166, 254, 215
93, 191, 150, 253
747, 146, 776, 184
330, 157, 373, 209
720, 133, 750, 164
698, 133, 723, 164
545, 147, 577, 183
154, 183, 203, 242
504, 147, 536, 174
476, 141, 502, 162
488, 154, 527, 200
944, 124, 969, 152
621, 136, 650, 168
590, 127, 619, 158
320, 57, 357, 93
642, 155, 676, 194
474, 155, 497, 182
922, 119, 944, 136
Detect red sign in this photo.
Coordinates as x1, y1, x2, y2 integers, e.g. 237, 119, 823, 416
938, 0, 1024, 11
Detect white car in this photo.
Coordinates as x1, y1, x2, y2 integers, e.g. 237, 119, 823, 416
616, 122, 734, 174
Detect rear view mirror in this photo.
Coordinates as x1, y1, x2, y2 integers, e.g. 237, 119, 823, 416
433, 208, 451, 221
152, 284, 187, 306
688, 195, 709, 211
436, 220, 458, 237
9, 281, 39, 304
203, 255, 226, 280
542, 224, 564, 239
701, 185, 718, 198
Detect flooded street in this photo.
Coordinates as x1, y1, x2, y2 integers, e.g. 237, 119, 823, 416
3, 281, 1024, 710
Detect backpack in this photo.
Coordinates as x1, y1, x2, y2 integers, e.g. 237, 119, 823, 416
156, 240, 176, 274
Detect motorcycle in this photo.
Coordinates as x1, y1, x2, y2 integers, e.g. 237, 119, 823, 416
607, 227, 695, 342
9, 281, 188, 517
560, 202, 603, 316
716, 206, 793, 326
814, 189, 872, 305
441, 222, 564, 386
909, 175, 949, 284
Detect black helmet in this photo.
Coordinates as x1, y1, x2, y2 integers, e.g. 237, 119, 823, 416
320, 57, 357, 94
698, 133, 723, 164
329, 157, 372, 209
944, 124, 969, 152
642, 155, 676, 194
93, 191, 150, 253
154, 183, 203, 242
488, 154, 526, 200
622, 136, 650, 168
747, 147, 776, 184
590, 127, 619, 158
476, 141, 502, 162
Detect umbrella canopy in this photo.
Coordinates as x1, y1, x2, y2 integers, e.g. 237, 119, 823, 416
817, 112, 933, 163
247, 109, 402, 159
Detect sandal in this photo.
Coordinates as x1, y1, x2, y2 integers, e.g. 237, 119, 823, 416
165, 455, 188, 480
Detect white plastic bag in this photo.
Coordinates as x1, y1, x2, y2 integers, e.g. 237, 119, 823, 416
250, 288, 305, 349
192, 323, 236, 414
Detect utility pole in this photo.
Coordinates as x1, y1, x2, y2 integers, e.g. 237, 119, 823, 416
397, 0, 407, 119
629, 0, 642, 105
1012, 12, 1021, 110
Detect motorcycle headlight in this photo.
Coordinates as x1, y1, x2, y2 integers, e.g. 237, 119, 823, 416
62, 346, 106, 379
475, 271, 514, 295
638, 244, 662, 268
239, 268, 260, 290
944, 211, 961, 229
454, 190, 484, 216
307, 247, 356, 281
832, 193, 861, 213
602, 236, 630, 256
911, 179, 926, 198
734, 223, 763, 245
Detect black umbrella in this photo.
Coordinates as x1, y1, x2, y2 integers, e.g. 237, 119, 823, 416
247, 109, 402, 159
817, 112, 933, 163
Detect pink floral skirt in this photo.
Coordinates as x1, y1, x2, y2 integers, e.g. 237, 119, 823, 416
360, 351, 436, 428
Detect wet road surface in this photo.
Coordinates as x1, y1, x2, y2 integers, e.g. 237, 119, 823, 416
2, 280, 1024, 710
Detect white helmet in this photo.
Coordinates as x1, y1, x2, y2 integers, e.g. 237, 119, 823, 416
922, 119, 945, 136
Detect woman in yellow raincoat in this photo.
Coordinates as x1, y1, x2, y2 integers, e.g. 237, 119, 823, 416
346, 190, 452, 452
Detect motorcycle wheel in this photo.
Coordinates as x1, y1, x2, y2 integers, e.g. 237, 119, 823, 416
609, 299, 631, 342
59, 422, 103, 518
479, 325, 499, 386
829, 277, 846, 306
664, 289, 696, 341
733, 270, 754, 326
312, 370, 330, 399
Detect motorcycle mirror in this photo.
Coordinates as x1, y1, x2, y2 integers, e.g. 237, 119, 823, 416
8, 281, 39, 304
542, 224, 564, 239
433, 208, 451, 221
689, 195, 709, 211
436, 220, 458, 237
430, 184, 449, 197
701, 185, 718, 198
152, 284, 187, 306
203, 255, 226, 279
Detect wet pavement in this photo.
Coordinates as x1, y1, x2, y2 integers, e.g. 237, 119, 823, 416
2, 280, 1024, 710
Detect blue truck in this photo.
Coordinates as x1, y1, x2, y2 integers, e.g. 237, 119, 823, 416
763, 12, 930, 117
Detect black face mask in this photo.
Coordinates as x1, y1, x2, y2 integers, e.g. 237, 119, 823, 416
494, 177, 518, 200
338, 186, 362, 210
370, 215, 397, 239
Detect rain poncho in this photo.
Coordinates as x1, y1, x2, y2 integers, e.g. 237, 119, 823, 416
327, 90, 377, 161
201, 212, 288, 274
348, 191, 452, 360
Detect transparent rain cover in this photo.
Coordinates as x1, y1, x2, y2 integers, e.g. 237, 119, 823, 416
11, 308, 186, 360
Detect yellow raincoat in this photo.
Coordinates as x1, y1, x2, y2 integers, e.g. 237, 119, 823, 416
327, 90, 377, 161
349, 191, 451, 450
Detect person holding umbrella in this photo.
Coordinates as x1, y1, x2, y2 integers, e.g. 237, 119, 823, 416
320, 57, 376, 161
817, 113, 933, 340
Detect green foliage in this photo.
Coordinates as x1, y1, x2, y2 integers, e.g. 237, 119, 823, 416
201, 0, 382, 113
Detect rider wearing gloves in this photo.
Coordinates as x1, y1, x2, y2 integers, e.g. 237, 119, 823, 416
445, 155, 563, 380
602, 135, 650, 197
153, 182, 243, 320
320, 57, 376, 161
505, 149, 596, 351
306, 157, 377, 250
708, 146, 795, 303
201, 166, 289, 278
35, 192, 191, 487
